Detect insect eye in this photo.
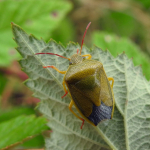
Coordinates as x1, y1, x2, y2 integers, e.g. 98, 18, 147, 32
69, 61, 73, 65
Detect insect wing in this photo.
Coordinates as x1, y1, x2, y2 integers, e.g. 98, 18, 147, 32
99, 69, 113, 107
67, 83, 93, 117
65, 60, 114, 125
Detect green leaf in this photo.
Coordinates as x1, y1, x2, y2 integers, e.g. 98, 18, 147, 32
51, 18, 75, 46
92, 31, 150, 80
21, 134, 45, 148
0, 0, 72, 66
12, 23, 150, 150
0, 115, 48, 149
0, 74, 7, 95
0, 107, 45, 148
99, 11, 143, 37
135, 0, 150, 9
0, 107, 35, 122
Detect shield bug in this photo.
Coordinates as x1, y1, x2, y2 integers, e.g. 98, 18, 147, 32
35, 22, 115, 129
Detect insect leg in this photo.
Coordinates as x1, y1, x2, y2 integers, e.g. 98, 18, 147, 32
69, 100, 85, 129
77, 49, 79, 54
43, 65, 66, 74
82, 54, 92, 59
61, 80, 68, 98
108, 77, 114, 88
111, 104, 115, 119
111, 96, 115, 119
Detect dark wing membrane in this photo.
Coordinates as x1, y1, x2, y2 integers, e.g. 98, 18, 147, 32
87, 101, 112, 126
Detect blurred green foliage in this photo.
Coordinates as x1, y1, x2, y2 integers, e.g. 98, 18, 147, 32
0, 107, 36, 122
0, 115, 48, 149
1, 0, 150, 149
136, 0, 150, 9
51, 18, 75, 46
99, 11, 144, 38
0, 107, 46, 148
92, 32, 150, 80
0, 0, 72, 66
0, 74, 7, 95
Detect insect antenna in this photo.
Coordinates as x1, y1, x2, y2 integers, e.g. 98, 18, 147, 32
80, 22, 91, 55
35, 52, 70, 60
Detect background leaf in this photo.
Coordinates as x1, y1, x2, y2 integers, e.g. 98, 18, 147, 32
51, 18, 75, 46
0, 107, 45, 148
12, 23, 150, 150
0, 107, 35, 122
0, 115, 48, 149
92, 31, 150, 80
99, 11, 142, 38
0, 0, 72, 66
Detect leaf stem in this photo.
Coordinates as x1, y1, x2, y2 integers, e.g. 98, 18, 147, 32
94, 127, 116, 150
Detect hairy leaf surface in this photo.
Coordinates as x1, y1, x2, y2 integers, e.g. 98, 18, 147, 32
0, 0, 72, 66
12, 23, 150, 150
